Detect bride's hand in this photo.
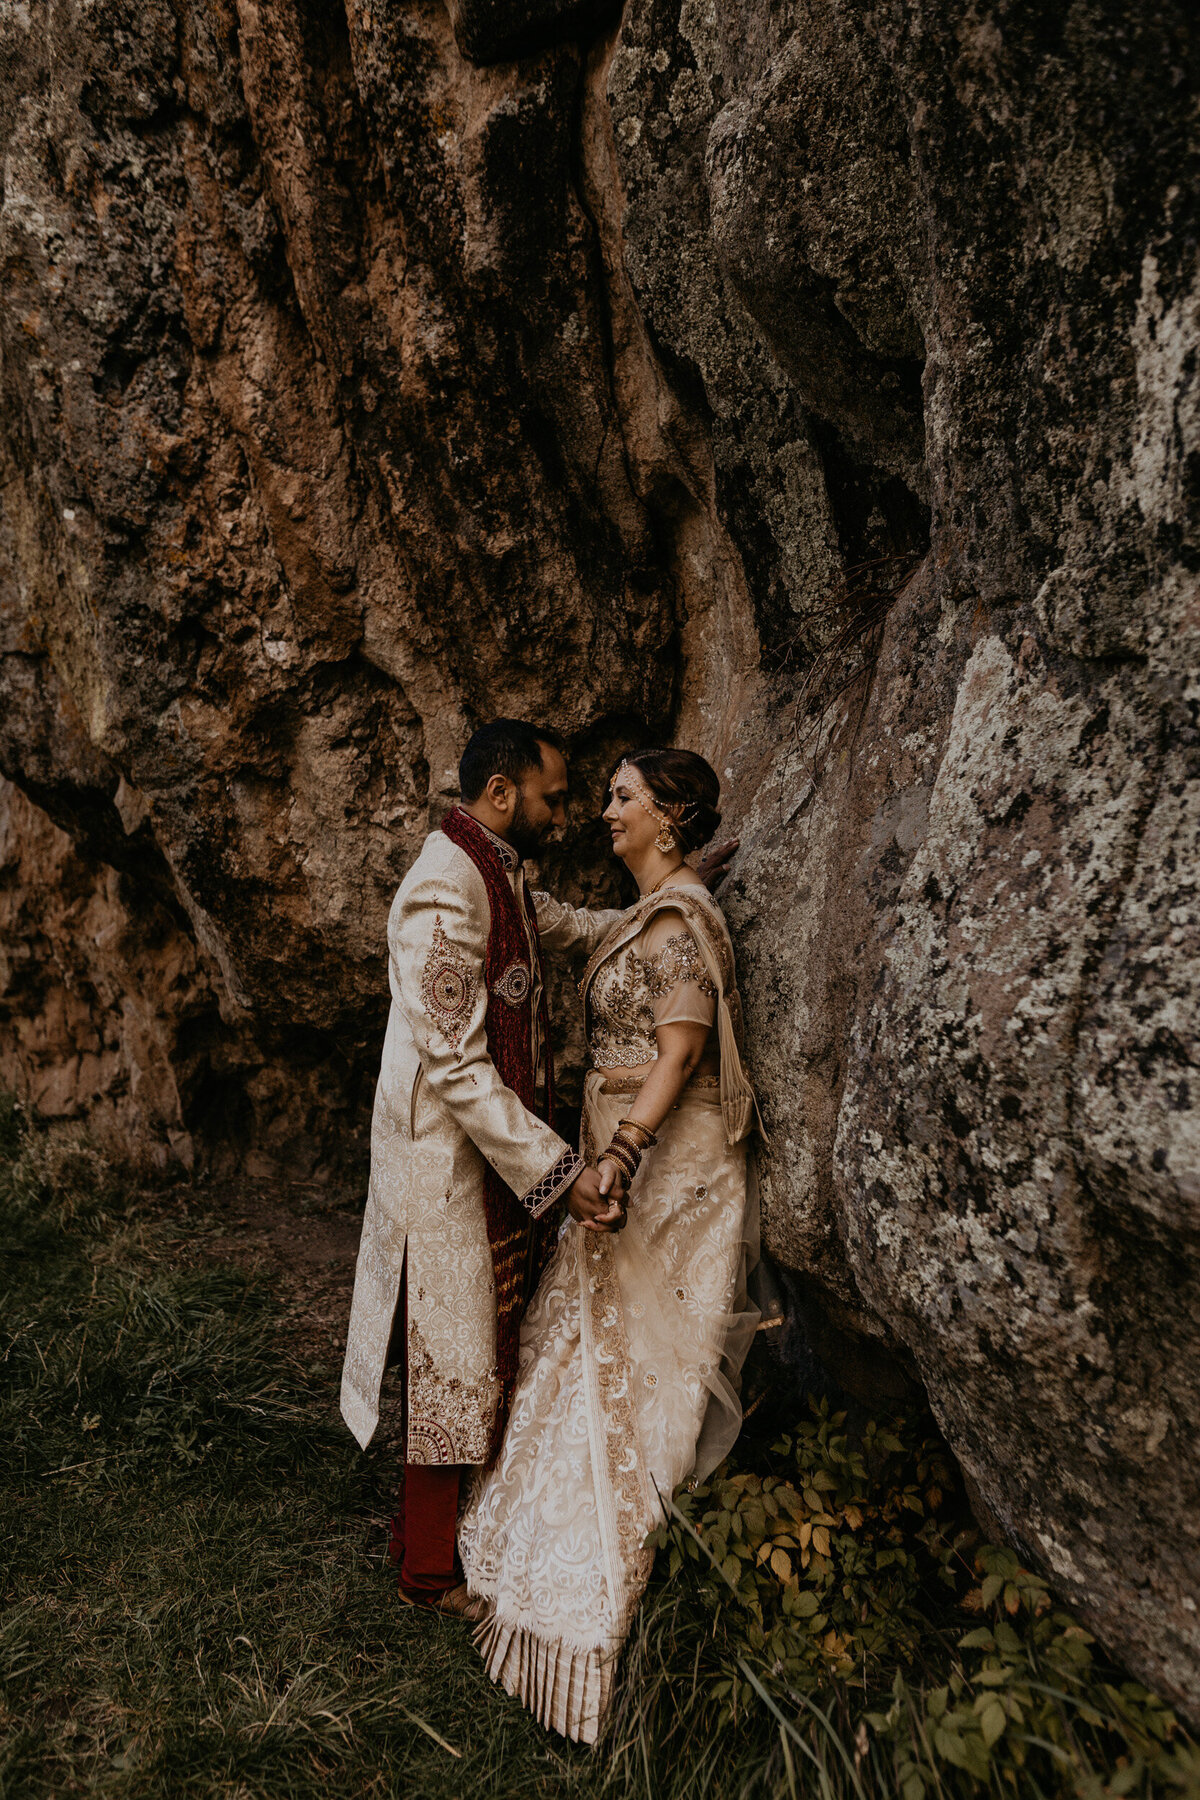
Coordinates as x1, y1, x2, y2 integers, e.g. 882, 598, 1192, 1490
568, 1165, 626, 1232
696, 837, 739, 891
594, 1159, 628, 1231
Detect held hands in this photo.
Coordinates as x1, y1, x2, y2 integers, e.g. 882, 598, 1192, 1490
590, 1157, 628, 1232
597, 1157, 626, 1201
567, 1164, 628, 1234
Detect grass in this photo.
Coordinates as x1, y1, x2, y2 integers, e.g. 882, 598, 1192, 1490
1, 1096, 1197, 1800
0, 1103, 602, 1798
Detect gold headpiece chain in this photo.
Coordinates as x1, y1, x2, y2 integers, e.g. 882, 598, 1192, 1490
611, 759, 702, 854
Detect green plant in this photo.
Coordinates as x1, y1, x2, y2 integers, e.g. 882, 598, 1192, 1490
651, 1401, 969, 1712
641, 1405, 1199, 1800
867, 1549, 1199, 1800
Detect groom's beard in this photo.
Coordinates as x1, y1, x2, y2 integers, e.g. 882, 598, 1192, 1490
508, 794, 549, 863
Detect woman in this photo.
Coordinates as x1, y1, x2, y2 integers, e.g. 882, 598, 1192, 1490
458, 748, 760, 1744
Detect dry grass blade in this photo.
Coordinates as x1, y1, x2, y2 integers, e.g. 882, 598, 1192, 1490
396, 1705, 463, 1758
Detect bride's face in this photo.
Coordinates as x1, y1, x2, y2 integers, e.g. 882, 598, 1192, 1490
602, 776, 658, 861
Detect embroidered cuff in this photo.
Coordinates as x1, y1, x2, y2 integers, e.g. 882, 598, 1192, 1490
522, 1148, 585, 1219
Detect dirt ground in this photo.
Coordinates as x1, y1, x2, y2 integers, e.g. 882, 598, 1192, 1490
185, 1181, 359, 1344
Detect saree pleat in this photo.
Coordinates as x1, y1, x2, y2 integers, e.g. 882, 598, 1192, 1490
473, 1615, 610, 1744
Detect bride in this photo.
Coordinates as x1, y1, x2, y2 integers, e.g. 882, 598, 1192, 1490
458, 747, 760, 1744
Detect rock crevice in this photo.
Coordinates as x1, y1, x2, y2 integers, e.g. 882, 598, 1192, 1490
1, 0, 1197, 1719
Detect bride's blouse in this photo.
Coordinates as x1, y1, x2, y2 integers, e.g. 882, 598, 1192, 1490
586, 905, 718, 1069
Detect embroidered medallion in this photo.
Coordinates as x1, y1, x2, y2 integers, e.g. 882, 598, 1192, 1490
420, 916, 477, 1052
407, 1320, 499, 1465
492, 960, 532, 1009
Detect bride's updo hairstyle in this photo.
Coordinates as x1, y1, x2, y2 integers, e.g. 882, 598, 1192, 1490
619, 747, 722, 854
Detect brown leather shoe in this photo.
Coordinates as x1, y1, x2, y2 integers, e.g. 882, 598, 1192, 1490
429, 1581, 487, 1622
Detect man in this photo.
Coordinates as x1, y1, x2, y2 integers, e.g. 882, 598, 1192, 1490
340, 720, 629, 1614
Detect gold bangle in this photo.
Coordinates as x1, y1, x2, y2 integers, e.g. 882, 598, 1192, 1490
605, 1136, 640, 1166
617, 1117, 658, 1147
620, 1118, 654, 1137
602, 1140, 640, 1179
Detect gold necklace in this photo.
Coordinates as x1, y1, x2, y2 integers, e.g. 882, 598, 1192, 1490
645, 861, 687, 896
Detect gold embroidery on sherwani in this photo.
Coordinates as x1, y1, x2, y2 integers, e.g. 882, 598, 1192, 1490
407, 1319, 499, 1466
420, 915, 477, 1051
492, 960, 531, 1008
341, 833, 582, 1463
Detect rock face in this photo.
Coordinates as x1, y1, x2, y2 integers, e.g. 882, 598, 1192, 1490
1, 0, 1196, 1720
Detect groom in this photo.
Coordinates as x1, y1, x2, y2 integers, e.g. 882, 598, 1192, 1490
340, 719, 629, 1612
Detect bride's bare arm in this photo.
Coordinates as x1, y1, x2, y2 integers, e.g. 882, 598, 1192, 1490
596, 1019, 710, 1199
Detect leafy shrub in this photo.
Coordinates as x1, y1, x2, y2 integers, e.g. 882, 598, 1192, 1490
645, 1402, 1200, 1799
651, 1400, 967, 1709
867, 1548, 1200, 1800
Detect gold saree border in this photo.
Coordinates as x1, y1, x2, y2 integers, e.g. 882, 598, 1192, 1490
576, 1224, 654, 1642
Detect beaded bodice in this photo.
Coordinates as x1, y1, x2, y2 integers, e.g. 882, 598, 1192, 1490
586, 906, 718, 1069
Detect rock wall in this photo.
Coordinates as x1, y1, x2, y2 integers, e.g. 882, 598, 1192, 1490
1, 0, 1196, 1720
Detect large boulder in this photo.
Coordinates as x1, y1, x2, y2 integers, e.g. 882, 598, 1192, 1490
0, 0, 1195, 1719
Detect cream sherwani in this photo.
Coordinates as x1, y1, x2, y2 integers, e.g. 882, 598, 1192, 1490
340, 816, 622, 1465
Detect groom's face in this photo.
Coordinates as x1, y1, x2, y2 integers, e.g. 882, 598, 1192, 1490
510, 743, 569, 859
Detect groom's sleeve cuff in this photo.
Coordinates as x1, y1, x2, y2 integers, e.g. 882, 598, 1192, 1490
522, 1149, 585, 1218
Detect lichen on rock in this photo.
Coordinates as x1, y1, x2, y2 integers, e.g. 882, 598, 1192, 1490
0, 0, 1196, 1724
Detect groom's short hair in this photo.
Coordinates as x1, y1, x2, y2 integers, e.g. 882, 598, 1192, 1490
459, 719, 566, 803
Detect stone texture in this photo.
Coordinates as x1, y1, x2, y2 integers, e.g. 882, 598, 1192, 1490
0, 0, 1196, 1721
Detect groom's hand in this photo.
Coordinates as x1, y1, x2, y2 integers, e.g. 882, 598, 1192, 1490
568, 1166, 626, 1233
696, 837, 739, 891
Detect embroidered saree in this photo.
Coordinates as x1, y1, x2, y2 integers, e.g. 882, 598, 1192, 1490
458, 885, 759, 1743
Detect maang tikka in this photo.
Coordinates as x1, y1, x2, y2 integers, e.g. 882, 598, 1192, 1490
612, 759, 679, 854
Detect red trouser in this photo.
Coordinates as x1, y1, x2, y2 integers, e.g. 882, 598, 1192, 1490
388, 1261, 463, 1600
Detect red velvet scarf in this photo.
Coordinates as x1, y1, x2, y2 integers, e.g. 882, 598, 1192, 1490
439, 806, 558, 1453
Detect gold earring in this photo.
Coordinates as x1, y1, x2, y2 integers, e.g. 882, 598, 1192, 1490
655, 821, 676, 854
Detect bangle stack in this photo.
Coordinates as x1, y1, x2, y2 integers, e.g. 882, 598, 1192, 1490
618, 1118, 658, 1149
600, 1118, 658, 1186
